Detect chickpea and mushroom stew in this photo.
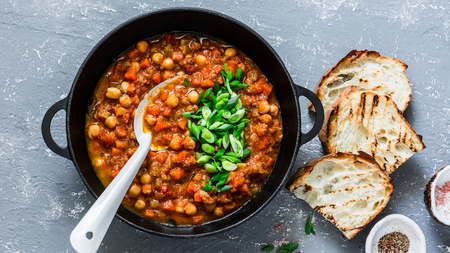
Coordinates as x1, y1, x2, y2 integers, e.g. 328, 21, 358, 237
86, 34, 282, 225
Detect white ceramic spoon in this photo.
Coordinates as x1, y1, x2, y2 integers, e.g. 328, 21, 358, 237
70, 76, 180, 253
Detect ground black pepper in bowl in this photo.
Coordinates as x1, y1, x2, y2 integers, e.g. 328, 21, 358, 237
378, 232, 410, 253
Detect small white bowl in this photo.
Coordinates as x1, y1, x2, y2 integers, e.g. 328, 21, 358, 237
430, 165, 450, 226
365, 214, 426, 253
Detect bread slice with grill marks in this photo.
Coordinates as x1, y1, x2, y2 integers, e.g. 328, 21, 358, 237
319, 87, 425, 174
287, 152, 393, 239
308, 50, 412, 113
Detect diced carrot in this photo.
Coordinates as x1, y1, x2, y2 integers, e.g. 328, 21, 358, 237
262, 82, 273, 95
201, 79, 215, 88
111, 147, 122, 157
187, 182, 200, 194
212, 64, 222, 74
192, 215, 204, 225
147, 151, 157, 160
126, 48, 140, 59
131, 95, 140, 106
169, 167, 185, 180
147, 105, 160, 116
238, 184, 249, 193
144, 210, 155, 218
155, 152, 169, 163
152, 72, 161, 84
124, 69, 137, 81
162, 107, 172, 117
111, 170, 120, 178
114, 126, 127, 138
127, 147, 138, 157
201, 65, 212, 75
115, 140, 129, 149
154, 119, 169, 132
127, 82, 136, 95
161, 200, 175, 212
194, 192, 202, 202
141, 184, 152, 195
177, 150, 187, 162
170, 127, 178, 133
177, 118, 188, 131
139, 58, 150, 69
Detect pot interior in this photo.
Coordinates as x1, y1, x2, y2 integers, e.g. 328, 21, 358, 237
67, 8, 300, 236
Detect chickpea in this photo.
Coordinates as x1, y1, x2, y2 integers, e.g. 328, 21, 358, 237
140, 173, 152, 184
134, 199, 146, 210
195, 54, 207, 66
93, 156, 105, 167
163, 70, 175, 80
150, 199, 160, 208
129, 185, 141, 198
184, 136, 196, 150
104, 116, 117, 129
145, 115, 157, 125
131, 61, 140, 73
224, 48, 237, 58
136, 41, 149, 53
260, 114, 272, 124
185, 203, 197, 215
161, 58, 174, 70
213, 206, 224, 217
166, 93, 179, 108
187, 90, 199, 104
106, 87, 122, 99
175, 205, 184, 214
121, 81, 129, 94
152, 52, 164, 64
169, 135, 184, 151
269, 104, 279, 116
119, 95, 133, 108
258, 101, 270, 114
87, 124, 100, 139
116, 107, 127, 116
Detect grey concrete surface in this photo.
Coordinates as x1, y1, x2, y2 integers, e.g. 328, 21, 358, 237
1, 0, 450, 252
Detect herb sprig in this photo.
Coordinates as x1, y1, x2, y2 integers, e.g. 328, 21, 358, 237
261, 243, 299, 253
186, 63, 250, 193
305, 216, 315, 235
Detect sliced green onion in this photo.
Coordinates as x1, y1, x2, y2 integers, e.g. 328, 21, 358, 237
216, 93, 230, 101
202, 144, 215, 154
214, 149, 226, 158
206, 110, 217, 128
201, 128, 215, 144
242, 148, 251, 158
215, 100, 227, 110
184, 78, 188, 87
233, 122, 245, 137
223, 131, 230, 149
204, 163, 217, 173
217, 185, 233, 193
192, 115, 202, 120
213, 83, 220, 95
224, 152, 240, 158
211, 92, 217, 107
216, 123, 233, 131
236, 68, 242, 80
202, 107, 211, 120
230, 134, 243, 156
196, 152, 203, 160
219, 155, 242, 163
197, 155, 211, 165
204, 87, 212, 99
235, 98, 243, 110
198, 119, 207, 127
188, 120, 200, 140
222, 110, 232, 119
202, 184, 214, 192
198, 90, 205, 104
215, 137, 222, 147
209, 121, 224, 130
224, 94, 242, 110
228, 109, 245, 124
222, 160, 237, 171
182, 112, 192, 118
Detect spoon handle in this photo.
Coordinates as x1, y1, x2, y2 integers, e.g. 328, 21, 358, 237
70, 134, 151, 253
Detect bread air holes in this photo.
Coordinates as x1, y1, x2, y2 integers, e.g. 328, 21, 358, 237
376, 135, 388, 144
351, 201, 368, 213
394, 142, 414, 158
323, 184, 333, 195
356, 125, 369, 147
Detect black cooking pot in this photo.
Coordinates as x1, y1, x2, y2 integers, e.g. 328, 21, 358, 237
41, 8, 324, 237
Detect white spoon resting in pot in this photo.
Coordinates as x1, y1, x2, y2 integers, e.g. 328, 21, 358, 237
70, 76, 180, 253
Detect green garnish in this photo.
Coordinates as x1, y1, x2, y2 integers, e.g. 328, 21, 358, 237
184, 77, 188, 87
261, 245, 274, 252
277, 243, 299, 253
187, 64, 250, 193
305, 216, 315, 235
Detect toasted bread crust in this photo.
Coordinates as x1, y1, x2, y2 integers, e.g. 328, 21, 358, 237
308, 50, 411, 113
287, 152, 393, 239
319, 87, 425, 174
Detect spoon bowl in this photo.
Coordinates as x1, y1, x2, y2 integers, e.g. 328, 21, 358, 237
70, 76, 180, 253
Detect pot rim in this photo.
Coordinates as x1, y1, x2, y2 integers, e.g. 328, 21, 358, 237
430, 165, 450, 226
64, 7, 303, 237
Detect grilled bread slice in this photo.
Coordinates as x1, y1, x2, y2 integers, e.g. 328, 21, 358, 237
319, 87, 425, 174
287, 152, 393, 239
308, 50, 412, 113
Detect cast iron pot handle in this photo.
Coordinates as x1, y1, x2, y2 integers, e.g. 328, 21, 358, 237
41, 97, 71, 160
295, 85, 324, 145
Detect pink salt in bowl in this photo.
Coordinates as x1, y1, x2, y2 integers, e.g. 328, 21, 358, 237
424, 165, 450, 226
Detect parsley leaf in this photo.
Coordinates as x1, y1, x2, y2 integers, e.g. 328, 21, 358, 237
261, 245, 275, 251
305, 216, 315, 235
276, 243, 299, 253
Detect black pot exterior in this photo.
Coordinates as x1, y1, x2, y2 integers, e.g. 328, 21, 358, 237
42, 8, 324, 237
